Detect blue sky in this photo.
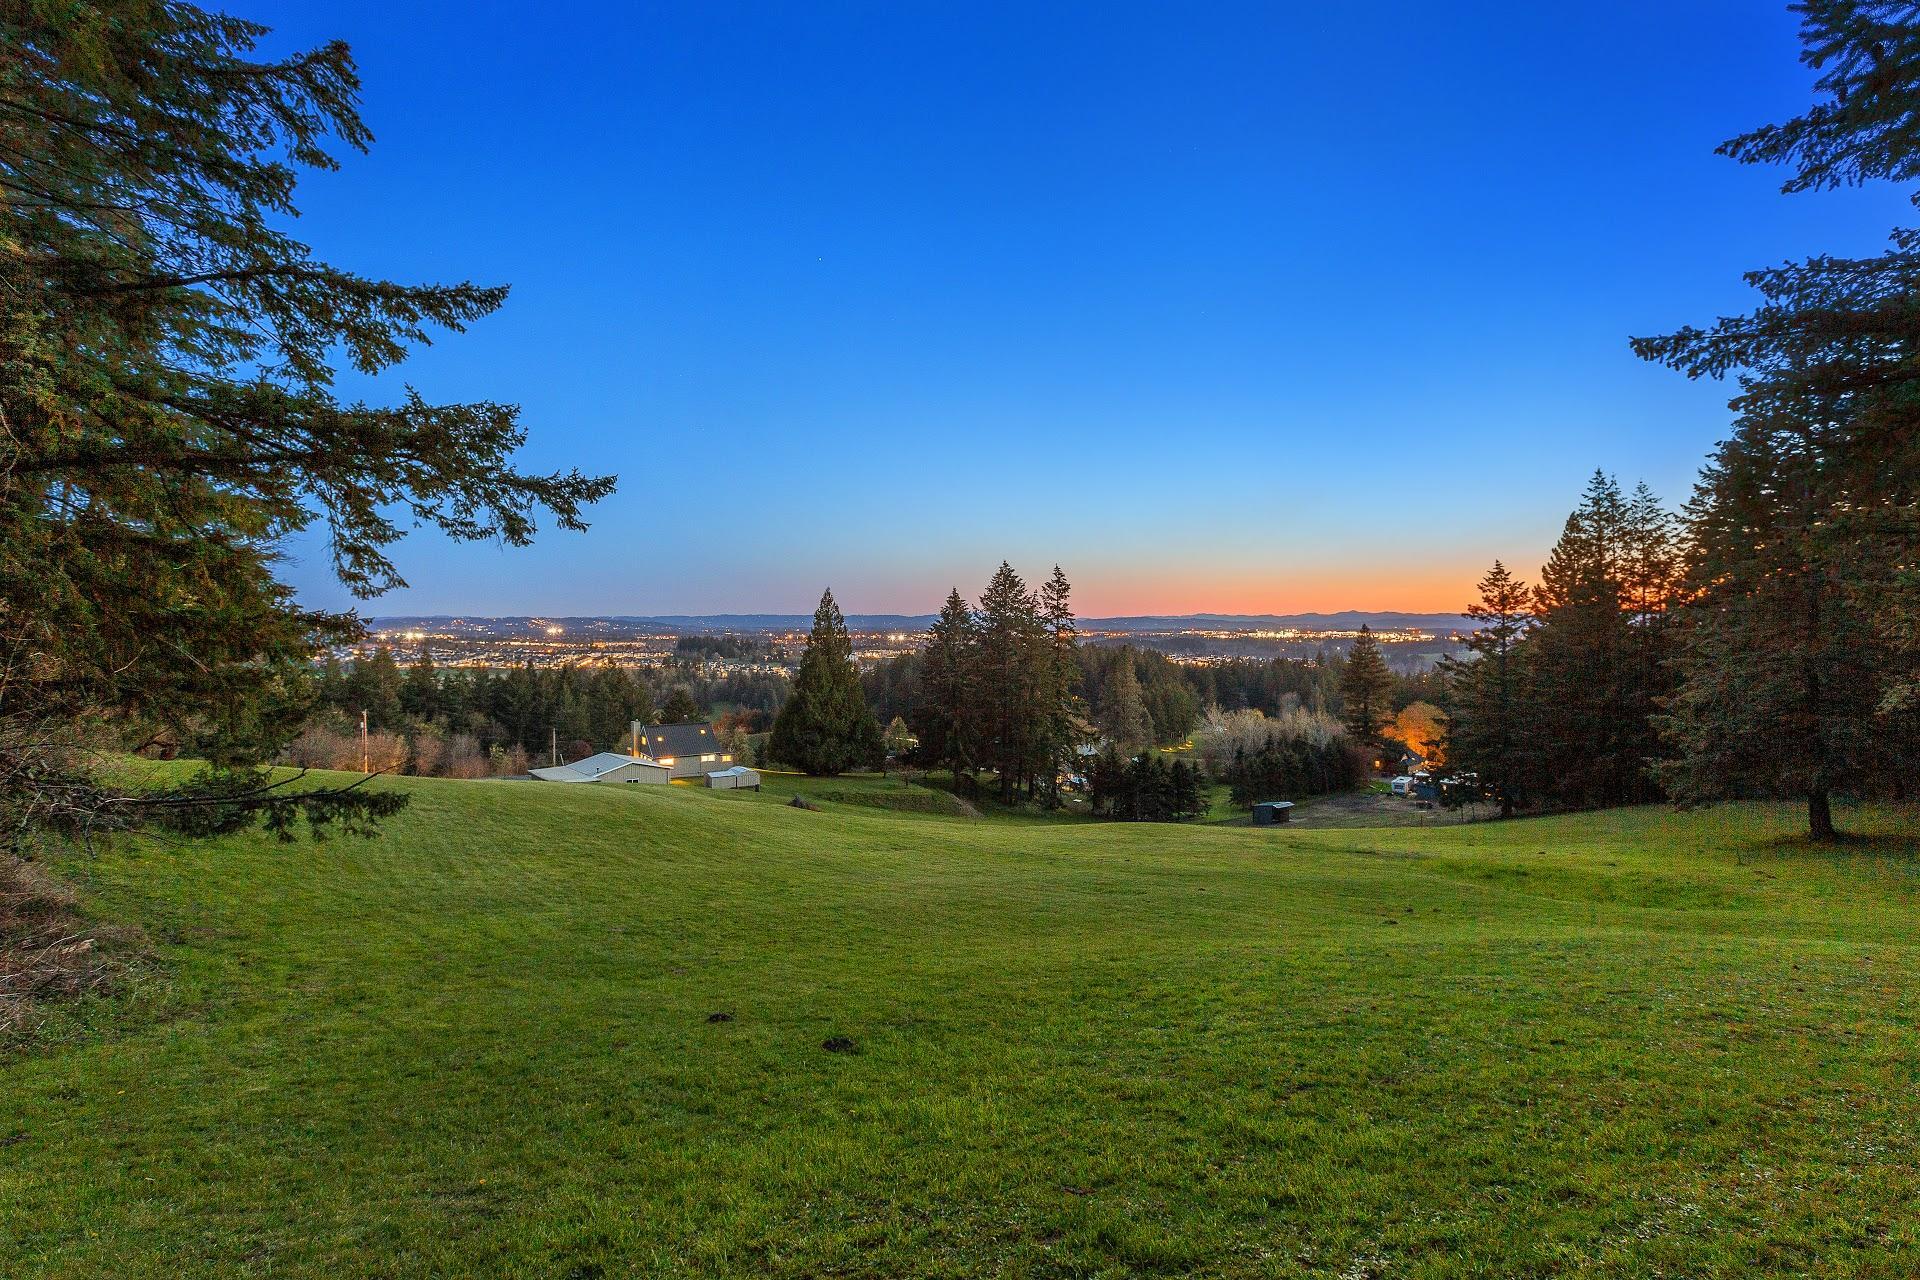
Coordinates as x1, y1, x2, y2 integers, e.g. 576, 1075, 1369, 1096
251, 1, 1911, 617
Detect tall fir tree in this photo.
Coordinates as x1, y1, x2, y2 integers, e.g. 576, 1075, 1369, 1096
1338, 625, 1394, 747
660, 687, 703, 724
400, 646, 440, 721
1632, 2, 1920, 834
1037, 566, 1088, 800
1526, 472, 1668, 809
1657, 413, 1909, 840
1439, 561, 1536, 818
351, 648, 406, 732
1622, 480, 1686, 767
1097, 649, 1155, 752
586, 667, 656, 749
910, 588, 979, 778
974, 563, 1048, 799
0, 3, 610, 843
768, 590, 882, 776
1623, 481, 1685, 630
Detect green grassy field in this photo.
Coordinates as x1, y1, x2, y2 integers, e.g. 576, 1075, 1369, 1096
2, 774, 1916, 1277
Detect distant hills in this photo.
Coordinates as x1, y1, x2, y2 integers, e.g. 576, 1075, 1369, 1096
366, 612, 1476, 635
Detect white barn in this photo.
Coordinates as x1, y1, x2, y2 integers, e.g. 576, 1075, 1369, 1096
530, 751, 671, 785
704, 765, 761, 790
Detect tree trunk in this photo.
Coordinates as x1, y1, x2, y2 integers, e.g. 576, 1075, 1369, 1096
1807, 788, 1837, 842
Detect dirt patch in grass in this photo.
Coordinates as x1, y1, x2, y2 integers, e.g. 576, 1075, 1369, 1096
1, 857, 140, 1048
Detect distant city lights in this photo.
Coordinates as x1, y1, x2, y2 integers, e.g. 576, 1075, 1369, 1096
346, 617, 1461, 674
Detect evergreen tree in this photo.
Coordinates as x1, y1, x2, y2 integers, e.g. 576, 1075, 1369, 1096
1090, 749, 1203, 822
768, 590, 882, 776
975, 563, 1048, 799
0, 4, 610, 842
1624, 480, 1686, 755
911, 588, 979, 778
316, 654, 347, 711
1537, 471, 1630, 611
1526, 472, 1662, 809
400, 646, 440, 721
660, 686, 703, 724
1623, 481, 1685, 631
586, 668, 655, 749
550, 667, 591, 745
1097, 649, 1155, 752
860, 653, 921, 730
1338, 626, 1394, 746
1632, 2, 1920, 834
1085, 744, 1122, 817
1657, 414, 1911, 840
1169, 759, 1203, 820
1037, 566, 1087, 802
1440, 561, 1535, 818
1138, 663, 1201, 746
352, 648, 405, 732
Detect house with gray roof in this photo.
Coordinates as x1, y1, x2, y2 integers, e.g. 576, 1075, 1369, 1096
633, 722, 733, 779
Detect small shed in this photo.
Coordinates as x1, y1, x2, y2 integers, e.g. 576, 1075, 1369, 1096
1251, 800, 1295, 826
705, 765, 762, 791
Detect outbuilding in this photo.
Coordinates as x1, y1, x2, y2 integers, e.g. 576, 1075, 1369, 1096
704, 765, 761, 790
1251, 800, 1295, 826
530, 751, 671, 785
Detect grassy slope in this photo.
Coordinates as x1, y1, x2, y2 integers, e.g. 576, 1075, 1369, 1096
1, 776, 1916, 1278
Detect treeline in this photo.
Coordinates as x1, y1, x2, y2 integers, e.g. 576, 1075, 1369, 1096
1439, 474, 1679, 816
1440, 463, 1917, 839
763, 569, 1090, 792
1078, 646, 1200, 750
305, 585, 1440, 800
870, 636, 1423, 757
905, 564, 1084, 800
620, 567, 1401, 821
1086, 748, 1205, 821
293, 650, 784, 777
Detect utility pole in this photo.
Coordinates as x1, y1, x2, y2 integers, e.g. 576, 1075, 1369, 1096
360, 708, 369, 774
550, 726, 559, 767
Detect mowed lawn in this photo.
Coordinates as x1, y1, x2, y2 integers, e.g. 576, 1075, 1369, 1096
2, 777, 1917, 1277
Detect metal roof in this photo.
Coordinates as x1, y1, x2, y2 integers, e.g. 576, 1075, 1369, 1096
530, 751, 670, 782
